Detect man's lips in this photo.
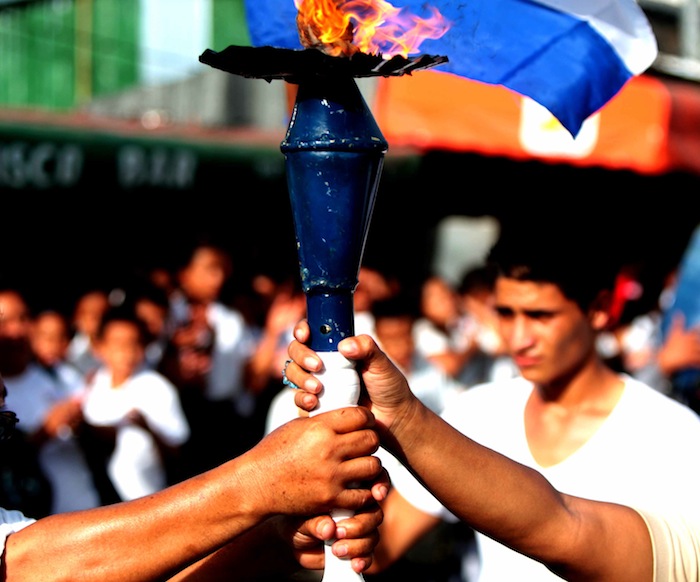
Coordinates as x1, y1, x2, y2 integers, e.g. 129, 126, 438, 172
514, 355, 539, 368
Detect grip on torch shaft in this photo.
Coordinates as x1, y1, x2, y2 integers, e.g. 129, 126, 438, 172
309, 352, 364, 582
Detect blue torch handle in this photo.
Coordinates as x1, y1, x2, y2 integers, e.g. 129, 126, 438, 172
282, 75, 387, 352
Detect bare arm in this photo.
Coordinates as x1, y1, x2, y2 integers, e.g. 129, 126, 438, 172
286, 322, 654, 582
3, 407, 386, 581
169, 509, 384, 581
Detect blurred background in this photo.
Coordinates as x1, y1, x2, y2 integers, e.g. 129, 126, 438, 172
1, 0, 699, 316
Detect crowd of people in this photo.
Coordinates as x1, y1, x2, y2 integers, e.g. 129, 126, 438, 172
1, 221, 700, 580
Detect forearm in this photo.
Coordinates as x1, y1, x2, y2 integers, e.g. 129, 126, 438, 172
4, 456, 266, 581
390, 403, 578, 558
389, 403, 652, 580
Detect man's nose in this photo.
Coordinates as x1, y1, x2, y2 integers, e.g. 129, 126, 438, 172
510, 316, 534, 351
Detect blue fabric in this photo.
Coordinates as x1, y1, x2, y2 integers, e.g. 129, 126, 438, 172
242, 0, 654, 136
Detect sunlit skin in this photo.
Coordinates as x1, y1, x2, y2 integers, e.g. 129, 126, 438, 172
494, 277, 625, 467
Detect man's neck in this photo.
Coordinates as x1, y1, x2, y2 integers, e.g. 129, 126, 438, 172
525, 360, 625, 467
535, 358, 622, 410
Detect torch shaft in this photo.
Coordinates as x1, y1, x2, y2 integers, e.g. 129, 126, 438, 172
309, 352, 363, 582
283, 73, 387, 582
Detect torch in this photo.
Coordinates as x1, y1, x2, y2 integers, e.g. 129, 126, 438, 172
199, 5, 447, 579
283, 61, 386, 582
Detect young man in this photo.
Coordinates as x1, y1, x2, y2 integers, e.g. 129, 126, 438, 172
286, 329, 699, 582
286, 227, 700, 581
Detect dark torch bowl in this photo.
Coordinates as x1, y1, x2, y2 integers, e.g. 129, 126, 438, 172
198, 45, 448, 83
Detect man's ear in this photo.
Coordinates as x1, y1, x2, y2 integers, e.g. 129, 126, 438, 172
589, 290, 614, 331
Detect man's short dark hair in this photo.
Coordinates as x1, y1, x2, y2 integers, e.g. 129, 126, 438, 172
486, 226, 622, 311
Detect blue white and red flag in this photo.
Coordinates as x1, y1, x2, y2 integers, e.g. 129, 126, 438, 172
242, 0, 658, 137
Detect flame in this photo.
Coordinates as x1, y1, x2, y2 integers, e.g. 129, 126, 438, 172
295, 0, 450, 58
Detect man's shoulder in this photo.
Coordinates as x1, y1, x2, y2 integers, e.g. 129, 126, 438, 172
463, 375, 529, 398
623, 375, 700, 422
443, 376, 530, 418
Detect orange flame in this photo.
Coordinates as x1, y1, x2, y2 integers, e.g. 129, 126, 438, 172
295, 0, 450, 58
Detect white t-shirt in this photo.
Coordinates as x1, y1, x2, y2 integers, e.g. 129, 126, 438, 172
394, 375, 700, 582
82, 367, 190, 501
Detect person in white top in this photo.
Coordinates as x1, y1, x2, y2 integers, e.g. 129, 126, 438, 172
286, 224, 700, 582
286, 328, 700, 582
82, 305, 190, 500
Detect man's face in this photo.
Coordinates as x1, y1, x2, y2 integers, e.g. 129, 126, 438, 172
494, 277, 599, 387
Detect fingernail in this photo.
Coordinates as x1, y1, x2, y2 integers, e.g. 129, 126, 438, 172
304, 356, 319, 370
303, 378, 318, 391
335, 526, 346, 539
333, 543, 348, 557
